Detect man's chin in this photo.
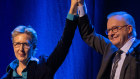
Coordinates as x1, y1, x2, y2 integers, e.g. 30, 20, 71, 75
111, 37, 119, 43
111, 40, 119, 46
112, 42, 121, 48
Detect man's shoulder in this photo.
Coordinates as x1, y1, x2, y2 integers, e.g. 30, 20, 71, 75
129, 39, 140, 60
134, 39, 140, 53
133, 39, 140, 52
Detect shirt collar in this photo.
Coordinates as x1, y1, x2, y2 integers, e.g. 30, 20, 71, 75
120, 37, 136, 54
8, 57, 39, 70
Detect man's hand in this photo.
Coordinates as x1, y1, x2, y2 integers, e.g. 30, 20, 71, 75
78, 0, 84, 6
69, 0, 78, 15
77, 0, 86, 17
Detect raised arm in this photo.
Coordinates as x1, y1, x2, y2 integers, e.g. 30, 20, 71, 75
77, 0, 114, 55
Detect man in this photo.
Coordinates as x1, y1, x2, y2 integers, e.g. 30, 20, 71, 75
1, 1, 78, 78
70, 0, 140, 79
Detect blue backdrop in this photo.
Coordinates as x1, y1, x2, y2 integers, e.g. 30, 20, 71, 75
0, 0, 140, 79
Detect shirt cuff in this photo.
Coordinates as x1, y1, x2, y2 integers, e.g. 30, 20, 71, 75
67, 13, 78, 21
78, 5, 87, 17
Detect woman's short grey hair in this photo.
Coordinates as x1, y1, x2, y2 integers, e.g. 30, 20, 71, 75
11, 25, 37, 55
107, 11, 137, 37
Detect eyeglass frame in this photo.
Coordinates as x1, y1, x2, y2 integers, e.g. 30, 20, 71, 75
13, 42, 32, 48
105, 25, 128, 35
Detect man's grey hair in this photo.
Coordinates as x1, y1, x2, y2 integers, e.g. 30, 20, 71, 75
107, 11, 137, 37
11, 25, 37, 55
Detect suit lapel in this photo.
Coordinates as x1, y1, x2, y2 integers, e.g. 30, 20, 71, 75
119, 54, 131, 79
120, 39, 140, 79
97, 45, 117, 79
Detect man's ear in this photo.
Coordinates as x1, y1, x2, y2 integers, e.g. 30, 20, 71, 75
127, 25, 133, 34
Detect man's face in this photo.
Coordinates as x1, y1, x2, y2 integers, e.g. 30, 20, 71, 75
13, 33, 33, 63
107, 15, 132, 48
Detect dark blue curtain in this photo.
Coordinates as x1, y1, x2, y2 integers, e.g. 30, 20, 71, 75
0, 0, 140, 79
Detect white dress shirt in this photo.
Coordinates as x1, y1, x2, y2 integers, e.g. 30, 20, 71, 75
113, 37, 135, 79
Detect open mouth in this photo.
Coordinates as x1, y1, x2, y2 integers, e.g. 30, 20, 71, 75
111, 36, 119, 41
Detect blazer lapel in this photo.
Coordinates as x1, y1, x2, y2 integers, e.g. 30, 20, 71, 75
97, 45, 117, 79
119, 54, 131, 79
120, 39, 140, 79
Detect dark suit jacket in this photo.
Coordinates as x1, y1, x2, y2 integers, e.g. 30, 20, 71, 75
78, 15, 140, 79
1, 19, 77, 79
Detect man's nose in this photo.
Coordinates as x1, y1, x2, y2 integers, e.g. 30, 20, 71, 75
110, 33, 115, 37
108, 30, 115, 36
108, 32, 115, 39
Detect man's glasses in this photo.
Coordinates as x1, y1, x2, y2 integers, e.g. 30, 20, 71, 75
105, 25, 128, 35
13, 42, 31, 48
